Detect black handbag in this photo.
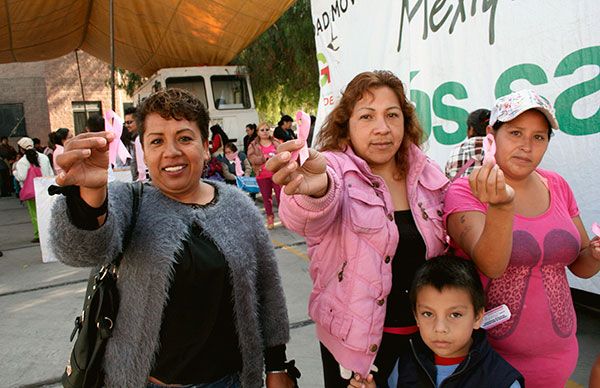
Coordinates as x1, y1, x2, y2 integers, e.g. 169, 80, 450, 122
62, 182, 143, 388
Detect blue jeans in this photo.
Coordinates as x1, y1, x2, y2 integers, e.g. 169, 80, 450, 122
147, 373, 241, 388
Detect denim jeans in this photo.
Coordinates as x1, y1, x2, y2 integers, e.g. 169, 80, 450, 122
147, 373, 241, 388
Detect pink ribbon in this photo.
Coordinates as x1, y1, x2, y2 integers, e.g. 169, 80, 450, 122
290, 110, 310, 166
134, 136, 147, 181
483, 133, 496, 165
105, 110, 131, 166
592, 222, 600, 238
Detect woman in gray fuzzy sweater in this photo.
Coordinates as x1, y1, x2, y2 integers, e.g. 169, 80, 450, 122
50, 89, 295, 388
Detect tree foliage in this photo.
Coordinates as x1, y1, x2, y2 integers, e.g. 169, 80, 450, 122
115, 68, 144, 97
231, 0, 319, 123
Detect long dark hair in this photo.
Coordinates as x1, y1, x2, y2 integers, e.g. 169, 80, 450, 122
24, 149, 40, 167
210, 124, 229, 144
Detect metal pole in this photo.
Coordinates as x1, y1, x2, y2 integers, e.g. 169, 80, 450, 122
109, 0, 115, 111
75, 50, 88, 117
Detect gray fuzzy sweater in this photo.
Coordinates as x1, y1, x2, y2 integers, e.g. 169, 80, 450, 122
50, 181, 290, 388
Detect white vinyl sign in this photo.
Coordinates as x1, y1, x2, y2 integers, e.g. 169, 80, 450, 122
310, 0, 600, 294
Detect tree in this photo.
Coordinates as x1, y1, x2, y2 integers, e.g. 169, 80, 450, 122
231, 0, 319, 123
115, 68, 144, 97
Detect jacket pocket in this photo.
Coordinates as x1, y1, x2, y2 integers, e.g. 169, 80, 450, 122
347, 187, 386, 233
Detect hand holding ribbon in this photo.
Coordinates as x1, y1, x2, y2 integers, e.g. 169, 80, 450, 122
290, 111, 310, 166
483, 133, 496, 165
105, 110, 131, 166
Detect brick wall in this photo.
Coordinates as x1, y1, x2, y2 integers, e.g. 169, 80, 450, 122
0, 51, 131, 147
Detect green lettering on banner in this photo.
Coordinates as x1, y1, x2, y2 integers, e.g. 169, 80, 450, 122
554, 46, 600, 136
432, 82, 469, 145
410, 70, 432, 140
495, 63, 548, 98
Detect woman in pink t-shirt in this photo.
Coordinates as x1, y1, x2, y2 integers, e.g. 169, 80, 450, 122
247, 122, 282, 229
444, 90, 600, 388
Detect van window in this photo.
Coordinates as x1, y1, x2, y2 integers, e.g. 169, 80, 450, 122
165, 76, 208, 109
211, 75, 251, 110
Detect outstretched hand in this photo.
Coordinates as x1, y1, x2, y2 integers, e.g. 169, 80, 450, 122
468, 161, 515, 207
266, 139, 328, 197
55, 131, 115, 189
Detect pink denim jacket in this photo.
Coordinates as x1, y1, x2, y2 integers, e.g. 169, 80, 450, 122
279, 144, 448, 376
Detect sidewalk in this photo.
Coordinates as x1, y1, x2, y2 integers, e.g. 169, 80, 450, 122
0, 194, 597, 387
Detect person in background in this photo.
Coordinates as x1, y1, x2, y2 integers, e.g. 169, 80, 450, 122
52, 127, 72, 175
243, 123, 257, 154
273, 115, 296, 142
247, 123, 282, 230
350, 255, 523, 388
14, 137, 53, 242
221, 142, 252, 185
49, 88, 297, 388
32, 138, 45, 153
209, 124, 229, 157
85, 114, 105, 133
0, 136, 17, 196
123, 107, 140, 180
267, 71, 448, 387
444, 109, 490, 180
444, 89, 600, 388
44, 133, 56, 169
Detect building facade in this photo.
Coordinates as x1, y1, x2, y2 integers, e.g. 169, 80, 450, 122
0, 51, 132, 147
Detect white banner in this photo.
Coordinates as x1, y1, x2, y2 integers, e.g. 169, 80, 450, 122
310, 0, 600, 294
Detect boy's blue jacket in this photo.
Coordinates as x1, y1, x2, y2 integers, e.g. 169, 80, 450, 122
397, 329, 524, 387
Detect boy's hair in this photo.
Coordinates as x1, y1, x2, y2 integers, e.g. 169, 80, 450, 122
410, 255, 486, 313
467, 108, 491, 137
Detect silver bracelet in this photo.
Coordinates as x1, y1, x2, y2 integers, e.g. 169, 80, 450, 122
267, 370, 287, 374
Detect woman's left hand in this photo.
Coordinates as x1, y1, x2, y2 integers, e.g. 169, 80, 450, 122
266, 372, 295, 388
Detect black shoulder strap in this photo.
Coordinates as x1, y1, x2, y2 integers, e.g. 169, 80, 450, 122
113, 182, 143, 267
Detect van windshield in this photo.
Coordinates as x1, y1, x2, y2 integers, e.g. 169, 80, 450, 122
165, 76, 208, 109
211, 75, 251, 110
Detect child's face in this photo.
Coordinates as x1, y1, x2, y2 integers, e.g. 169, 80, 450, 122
414, 285, 483, 359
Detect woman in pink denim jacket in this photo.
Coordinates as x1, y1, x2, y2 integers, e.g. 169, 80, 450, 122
267, 71, 448, 387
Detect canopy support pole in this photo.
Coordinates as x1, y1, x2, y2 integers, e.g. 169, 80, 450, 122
109, 0, 115, 112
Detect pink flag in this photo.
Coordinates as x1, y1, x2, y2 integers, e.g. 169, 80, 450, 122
592, 222, 600, 238
105, 110, 131, 166
483, 133, 496, 165
290, 110, 310, 166
134, 136, 147, 182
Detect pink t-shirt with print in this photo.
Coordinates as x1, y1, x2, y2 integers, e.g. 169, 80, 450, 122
443, 169, 580, 388
256, 143, 277, 179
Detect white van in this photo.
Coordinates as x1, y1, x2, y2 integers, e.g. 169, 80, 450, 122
133, 66, 259, 145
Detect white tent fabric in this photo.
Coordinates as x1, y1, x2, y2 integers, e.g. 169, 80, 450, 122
0, 0, 295, 76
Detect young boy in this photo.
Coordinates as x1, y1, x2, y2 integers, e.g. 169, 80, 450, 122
350, 255, 524, 388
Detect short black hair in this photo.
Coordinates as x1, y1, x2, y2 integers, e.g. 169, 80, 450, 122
224, 141, 238, 152
54, 127, 70, 146
32, 138, 41, 145
280, 114, 293, 123
410, 255, 486, 314
467, 109, 490, 137
137, 88, 210, 143
124, 107, 137, 117
86, 114, 105, 132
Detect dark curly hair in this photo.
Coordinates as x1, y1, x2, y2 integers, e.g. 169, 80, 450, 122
136, 88, 210, 143
317, 70, 424, 178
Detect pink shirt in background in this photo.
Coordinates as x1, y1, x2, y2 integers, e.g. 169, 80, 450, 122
53, 144, 64, 175
443, 169, 580, 388
256, 143, 277, 179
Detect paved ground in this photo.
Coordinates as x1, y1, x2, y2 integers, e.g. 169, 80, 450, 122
0, 194, 598, 388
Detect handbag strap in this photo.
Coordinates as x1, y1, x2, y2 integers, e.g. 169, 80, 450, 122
113, 182, 143, 268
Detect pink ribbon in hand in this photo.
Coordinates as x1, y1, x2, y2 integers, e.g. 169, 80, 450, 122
290, 110, 310, 166
105, 110, 131, 166
134, 136, 148, 181
592, 222, 600, 238
483, 133, 497, 165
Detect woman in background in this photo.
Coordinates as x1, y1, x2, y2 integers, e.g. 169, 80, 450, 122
247, 123, 282, 229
